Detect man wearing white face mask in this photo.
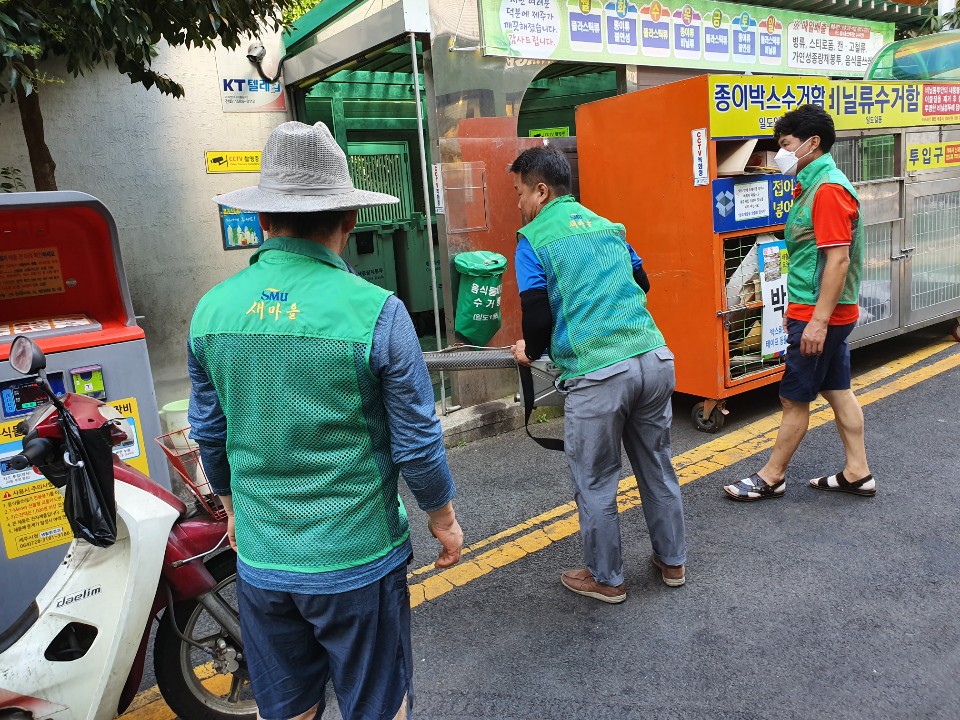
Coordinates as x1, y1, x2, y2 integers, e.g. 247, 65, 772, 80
724, 104, 876, 502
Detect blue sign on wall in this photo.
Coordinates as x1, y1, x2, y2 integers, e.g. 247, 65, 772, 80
712, 175, 795, 233
219, 205, 264, 250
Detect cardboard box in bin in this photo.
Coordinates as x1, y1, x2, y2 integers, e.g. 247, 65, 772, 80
748, 150, 780, 169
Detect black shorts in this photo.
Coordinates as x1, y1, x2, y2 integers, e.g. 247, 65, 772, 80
779, 319, 855, 403
237, 563, 412, 720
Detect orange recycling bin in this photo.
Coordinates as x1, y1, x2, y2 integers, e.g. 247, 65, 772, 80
579, 73, 960, 433
577, 75, 795, 433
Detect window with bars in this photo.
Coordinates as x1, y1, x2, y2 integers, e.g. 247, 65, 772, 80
722, 234, 786, 380
832, 135, 897, 182
857, 222, 895, 327
347, 142, 414, 225
911, 190, 960, 312
833, 136, 900, 330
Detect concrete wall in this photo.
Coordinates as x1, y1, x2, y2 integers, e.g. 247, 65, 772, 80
0, 36, 290, 410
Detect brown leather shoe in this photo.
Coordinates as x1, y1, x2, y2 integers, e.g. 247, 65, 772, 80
560, 568, 626, 604
651, 554, 685, 587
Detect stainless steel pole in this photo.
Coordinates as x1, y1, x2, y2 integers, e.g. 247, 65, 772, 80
409, 32, 448, 414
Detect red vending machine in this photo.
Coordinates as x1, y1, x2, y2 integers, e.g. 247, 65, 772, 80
0, 191, 168, 634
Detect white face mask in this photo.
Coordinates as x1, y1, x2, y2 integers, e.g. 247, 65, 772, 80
773, 138, 812, 176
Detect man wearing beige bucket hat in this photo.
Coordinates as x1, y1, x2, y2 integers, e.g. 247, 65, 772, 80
187, 121, 462, 720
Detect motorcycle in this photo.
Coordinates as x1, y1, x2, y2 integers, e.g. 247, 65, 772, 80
0, 335, 253, 720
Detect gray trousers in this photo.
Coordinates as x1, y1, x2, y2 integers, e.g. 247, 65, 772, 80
560, 347, 686, 586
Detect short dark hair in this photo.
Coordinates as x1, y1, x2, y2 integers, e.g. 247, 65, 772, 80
509, 146, 571, 195
260, 210, 352, 239
774, 104, 836, 152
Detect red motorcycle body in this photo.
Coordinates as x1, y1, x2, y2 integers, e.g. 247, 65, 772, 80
112, 459, 229, 714
21, 392, 230, 715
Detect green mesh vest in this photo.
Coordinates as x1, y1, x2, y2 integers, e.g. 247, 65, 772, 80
785, 154, 864, 308
189, 236, 409, 574
520, 196, 666, 380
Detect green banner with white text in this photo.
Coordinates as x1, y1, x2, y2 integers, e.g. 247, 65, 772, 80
480, 0, 894, 78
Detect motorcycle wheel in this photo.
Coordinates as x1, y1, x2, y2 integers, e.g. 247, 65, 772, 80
153, 551, 256, 720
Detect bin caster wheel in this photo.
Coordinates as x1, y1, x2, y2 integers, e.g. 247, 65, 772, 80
691, 401, 725, 433
952, 319, 960, 343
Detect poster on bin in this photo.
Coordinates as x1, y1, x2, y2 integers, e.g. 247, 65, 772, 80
712, 175, 794, 234
756, 237, 788, 360
691, 128, 709, 186
0, 398, 147, 559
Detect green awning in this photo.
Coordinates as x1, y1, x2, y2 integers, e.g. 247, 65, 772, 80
866, 29, 960, 79
283, 0, 360, 54
734, 0, 931, 26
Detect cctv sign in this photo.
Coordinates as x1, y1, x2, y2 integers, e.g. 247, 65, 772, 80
205, 151, 262, 174
214, 43, 287, 113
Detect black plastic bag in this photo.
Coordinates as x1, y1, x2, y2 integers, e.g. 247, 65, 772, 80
61, 412, 117, 548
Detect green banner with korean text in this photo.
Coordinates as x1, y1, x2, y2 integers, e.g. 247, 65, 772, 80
480, 0, 894, 77
708, 76, 960, 138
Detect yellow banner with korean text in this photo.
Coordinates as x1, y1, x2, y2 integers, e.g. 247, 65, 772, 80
205, 151, 262, 174
0, 397, 148, 559
906, 142, 960, 172
709, 76, 960, 139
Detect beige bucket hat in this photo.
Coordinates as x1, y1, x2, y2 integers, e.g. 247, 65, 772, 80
214, 121, 399, 212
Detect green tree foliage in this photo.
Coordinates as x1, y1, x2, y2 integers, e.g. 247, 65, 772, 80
899, 1, 960, 38
0, 0, 300, 189
922, 0, 959, 33
0, 165, 25, 191
283, 0, 323, 23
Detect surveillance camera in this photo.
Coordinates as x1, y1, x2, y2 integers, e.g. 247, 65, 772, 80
246, 41, 267, 64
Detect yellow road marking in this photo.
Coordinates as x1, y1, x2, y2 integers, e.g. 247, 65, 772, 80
407, 500, 578, 578
408, 337, 955, 580
123, 673, 235, 720
123, 686, 163, 716
124, 337, 958, 717
407, 338, 960, 607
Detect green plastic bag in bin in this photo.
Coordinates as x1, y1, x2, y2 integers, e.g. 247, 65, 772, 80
454, 251, 508, 345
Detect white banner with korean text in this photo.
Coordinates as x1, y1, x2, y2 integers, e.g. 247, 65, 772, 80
692, 128, 709, 186
215, 43, 287, 113
757, 235, 788, 360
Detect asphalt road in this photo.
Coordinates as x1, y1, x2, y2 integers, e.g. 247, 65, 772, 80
133, 321, 960, 720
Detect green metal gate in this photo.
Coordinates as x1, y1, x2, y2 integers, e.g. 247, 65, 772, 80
346, 141, 441, 315
347, 141, 414, 224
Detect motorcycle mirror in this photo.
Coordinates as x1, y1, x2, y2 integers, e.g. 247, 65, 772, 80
9, 335, 47, 376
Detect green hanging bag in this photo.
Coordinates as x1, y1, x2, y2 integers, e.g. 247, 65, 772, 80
454, 251, 508, 345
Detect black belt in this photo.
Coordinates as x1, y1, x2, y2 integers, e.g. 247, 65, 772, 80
517, 364, 564, 452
